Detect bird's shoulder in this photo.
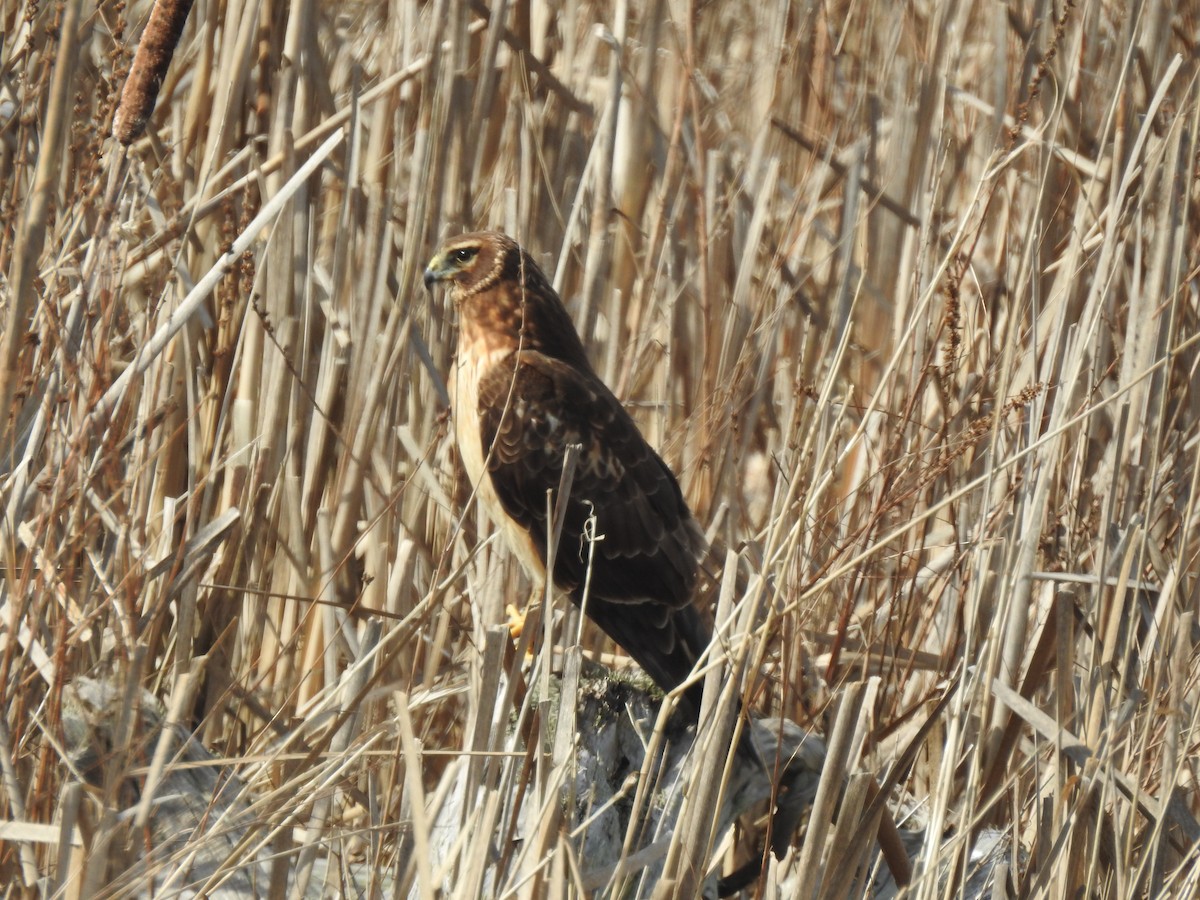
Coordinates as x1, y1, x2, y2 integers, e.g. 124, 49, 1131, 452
474, 350, 638, 473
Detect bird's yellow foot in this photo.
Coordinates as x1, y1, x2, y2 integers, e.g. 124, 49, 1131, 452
505, 603, 527, 640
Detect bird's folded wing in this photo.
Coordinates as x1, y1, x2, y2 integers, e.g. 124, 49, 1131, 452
476, 350, 703, 612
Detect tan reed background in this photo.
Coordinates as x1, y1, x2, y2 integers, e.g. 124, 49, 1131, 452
1, 0, 1198, 896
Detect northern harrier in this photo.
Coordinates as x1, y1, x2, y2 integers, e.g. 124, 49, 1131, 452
423, 231, 728, 727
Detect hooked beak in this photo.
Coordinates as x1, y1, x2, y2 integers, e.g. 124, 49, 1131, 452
423, 252, 448, 291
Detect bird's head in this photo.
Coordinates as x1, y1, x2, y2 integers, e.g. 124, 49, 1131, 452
422, 230, 592, 370
423, 232, 517, 300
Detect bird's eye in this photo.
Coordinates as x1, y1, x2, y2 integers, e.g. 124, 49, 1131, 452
451, 247, 478, 264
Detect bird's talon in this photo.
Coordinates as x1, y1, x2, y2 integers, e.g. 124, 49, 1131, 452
505, 603, 526, 640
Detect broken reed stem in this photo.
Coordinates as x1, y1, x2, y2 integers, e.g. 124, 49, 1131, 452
89, 128, 344, 424
0, 0, 82, 445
